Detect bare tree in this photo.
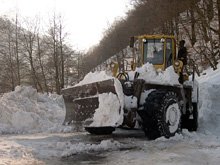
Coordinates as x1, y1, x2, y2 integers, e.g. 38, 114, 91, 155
7, 22, 15, 91
217, 0, 220, 45
47, 12, 61, 93
21, 17, 43, 91
15, 13, 21, 86
36, 34, 49, 93
0, 19, 16, 91
46, 12, 72, 93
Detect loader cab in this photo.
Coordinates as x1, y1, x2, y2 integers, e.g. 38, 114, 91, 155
135, 35, 177, 71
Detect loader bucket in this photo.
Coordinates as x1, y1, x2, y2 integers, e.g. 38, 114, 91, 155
61, 79, 117, 124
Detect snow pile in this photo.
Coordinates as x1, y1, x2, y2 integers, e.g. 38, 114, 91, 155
0, 86, 72, 134
113, 78, 125, 125
124, 95, 137, 111
79, 63, 179, 87
75, 71, 112, 86
197, 64, 220, 136
129, 63, 180, 85
90, 93, 122, 127
60, 140, 121, 157
155, 132, 184, 142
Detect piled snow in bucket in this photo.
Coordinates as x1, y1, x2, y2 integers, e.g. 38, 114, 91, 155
128, 62, 180, 85
0, 86, 72, 134
79, 74, 125, 127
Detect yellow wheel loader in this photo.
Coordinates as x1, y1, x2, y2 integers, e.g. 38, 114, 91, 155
62, 35, 199, 139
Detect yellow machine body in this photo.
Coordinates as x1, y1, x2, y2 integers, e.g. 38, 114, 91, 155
111, 35, 185, 78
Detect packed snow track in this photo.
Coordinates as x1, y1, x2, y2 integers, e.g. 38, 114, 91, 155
0, 129, 219, 165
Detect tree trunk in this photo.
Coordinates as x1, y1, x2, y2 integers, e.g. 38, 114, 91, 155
28, 47, 43, 91
190, 0, 196, 46
217, 0, 220, 46
23, 30, 43, 92
8, 33, 15, 91
15, 13, 21, 86
59, 23, 64, 89
53, 18, 60, 94
37, 35, 49, 93
206, 0, 214, 21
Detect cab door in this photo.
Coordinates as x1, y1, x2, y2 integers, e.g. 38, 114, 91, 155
165, 38, 173, 68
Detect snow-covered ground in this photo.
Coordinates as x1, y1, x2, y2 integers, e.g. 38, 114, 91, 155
0, 64, 220, 164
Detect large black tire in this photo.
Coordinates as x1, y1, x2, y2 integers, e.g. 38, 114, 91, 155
140, 90, 181, 140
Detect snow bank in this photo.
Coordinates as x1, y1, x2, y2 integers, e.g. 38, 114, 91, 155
60, 140, 121, 157
0, 86, 72, 134
197, 64, 220, 136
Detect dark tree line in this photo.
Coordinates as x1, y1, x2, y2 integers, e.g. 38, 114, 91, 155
84, 0, 219, 74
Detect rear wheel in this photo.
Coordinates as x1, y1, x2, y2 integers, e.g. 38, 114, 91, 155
141, 90, 181, 140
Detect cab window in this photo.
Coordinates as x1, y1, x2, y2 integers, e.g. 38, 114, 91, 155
143, 39, 164, 65
165, 39, 173, 67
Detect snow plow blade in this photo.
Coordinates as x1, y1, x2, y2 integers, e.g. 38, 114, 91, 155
61, 79, 117, 124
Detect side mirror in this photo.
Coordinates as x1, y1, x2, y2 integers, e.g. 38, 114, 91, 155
109, 62, 119, 77
173, 60, 183, 75
129, 36, 135, 48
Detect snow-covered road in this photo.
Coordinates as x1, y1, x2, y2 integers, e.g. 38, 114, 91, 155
0, 129, 219, 165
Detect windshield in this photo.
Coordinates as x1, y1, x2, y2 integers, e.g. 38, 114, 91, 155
143, 39, 164, 65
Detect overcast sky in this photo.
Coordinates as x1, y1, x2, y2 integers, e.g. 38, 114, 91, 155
0, 0, 130, 51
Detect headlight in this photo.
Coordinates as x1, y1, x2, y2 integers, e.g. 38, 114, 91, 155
175, 61, 180, 67
110, 62, 115, 68
142, 38, 147, 42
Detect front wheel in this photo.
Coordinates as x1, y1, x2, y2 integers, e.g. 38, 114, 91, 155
141, 90, 181, 139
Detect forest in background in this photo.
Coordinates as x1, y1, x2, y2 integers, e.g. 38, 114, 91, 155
0, 13, 84, 94
85, 0, 219, 75
0, 0, 219, 94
